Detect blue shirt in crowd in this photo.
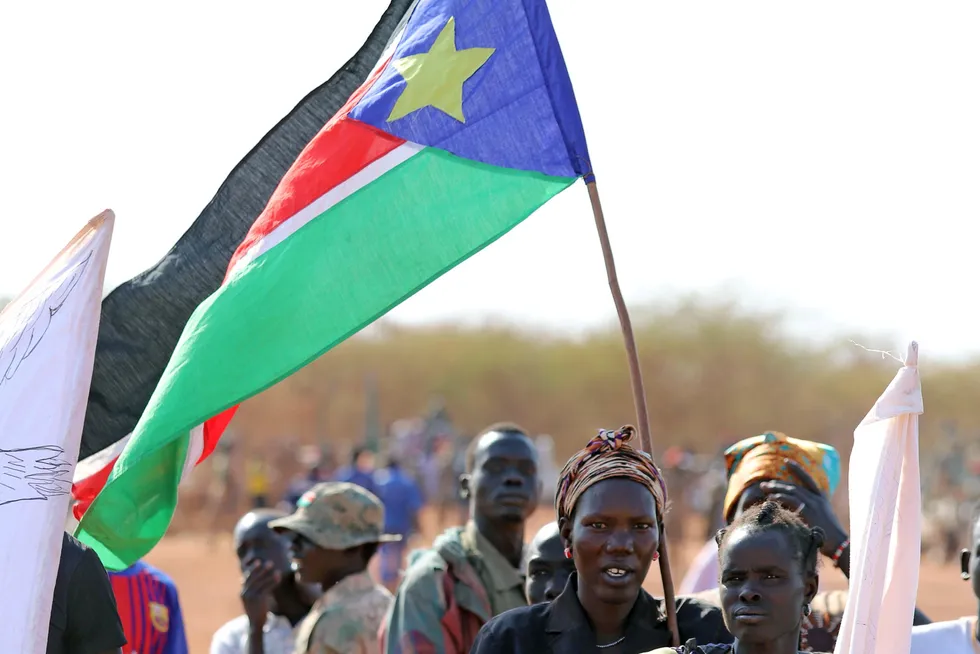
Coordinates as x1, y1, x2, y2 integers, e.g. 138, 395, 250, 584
374, 466, 423, 536
333, 466, 378, 497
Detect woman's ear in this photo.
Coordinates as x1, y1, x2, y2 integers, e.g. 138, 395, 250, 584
961, 549, 972, 580
558, 517, 571, 548
805, 573, 819, 605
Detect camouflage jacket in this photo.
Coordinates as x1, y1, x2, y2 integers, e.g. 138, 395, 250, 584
295, 570, 392, 654
379, 525, 524, 654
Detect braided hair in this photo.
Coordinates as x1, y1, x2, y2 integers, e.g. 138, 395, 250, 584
716, 499, 824, 579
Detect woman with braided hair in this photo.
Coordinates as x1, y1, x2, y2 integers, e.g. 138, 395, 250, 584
645, 499, 830, 654
471, 426, 731, 653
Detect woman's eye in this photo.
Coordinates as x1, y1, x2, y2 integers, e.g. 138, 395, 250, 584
634, 523, 652, 530
588, 522, 606, 529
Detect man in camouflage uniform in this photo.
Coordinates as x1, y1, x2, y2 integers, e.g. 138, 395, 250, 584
380, 423, 540, 654
270, 482, 397, 654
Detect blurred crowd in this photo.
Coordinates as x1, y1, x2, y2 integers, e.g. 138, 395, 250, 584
188, 400, 561, 541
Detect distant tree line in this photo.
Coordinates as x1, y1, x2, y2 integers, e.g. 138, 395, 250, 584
228, 295, 977, 471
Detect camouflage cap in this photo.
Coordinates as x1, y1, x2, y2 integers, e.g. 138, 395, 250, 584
269, 481, 401, 550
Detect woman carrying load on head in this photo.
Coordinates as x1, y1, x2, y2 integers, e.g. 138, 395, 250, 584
470, 426, 733, 653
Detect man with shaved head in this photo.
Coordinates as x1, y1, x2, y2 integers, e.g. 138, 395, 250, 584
523, 522, 576, 605
210, 509, 315, 654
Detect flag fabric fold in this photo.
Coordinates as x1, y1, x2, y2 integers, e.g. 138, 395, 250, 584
833, 341, 923, 654
76, 0, 592, 570
71, 0, 418, 520
0, 211, 114, 652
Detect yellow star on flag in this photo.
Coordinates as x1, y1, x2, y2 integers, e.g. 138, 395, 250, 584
386, 17, 494, 124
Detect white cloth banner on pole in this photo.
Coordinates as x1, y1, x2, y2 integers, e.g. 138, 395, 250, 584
0, 211, 114, 653
834, 341, 923, 654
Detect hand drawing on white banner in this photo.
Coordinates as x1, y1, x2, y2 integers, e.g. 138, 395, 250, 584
0, 446, 72, 507
0, 250, 92, 389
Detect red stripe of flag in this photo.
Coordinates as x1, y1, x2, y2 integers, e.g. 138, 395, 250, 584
226, 55, 403, 278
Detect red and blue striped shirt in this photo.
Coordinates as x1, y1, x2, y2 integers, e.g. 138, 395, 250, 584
108, 560, 189, 654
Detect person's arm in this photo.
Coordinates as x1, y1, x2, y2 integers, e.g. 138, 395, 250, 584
833, 542, 850, 578
240, 561, 280, 654
66, 548, 127, 654
163, 581, 190, 654
381, 566, 451, 654
247, 628, 266, 654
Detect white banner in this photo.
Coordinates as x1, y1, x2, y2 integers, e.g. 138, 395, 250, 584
0, 211, 114, 652
834, 341, 923, 654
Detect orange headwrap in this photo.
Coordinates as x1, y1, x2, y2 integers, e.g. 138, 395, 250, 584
723, 431, 841, 521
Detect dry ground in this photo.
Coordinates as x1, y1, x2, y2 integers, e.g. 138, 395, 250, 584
146, 507, 975, 652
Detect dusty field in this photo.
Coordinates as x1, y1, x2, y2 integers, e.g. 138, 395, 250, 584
146, 507, 976, 652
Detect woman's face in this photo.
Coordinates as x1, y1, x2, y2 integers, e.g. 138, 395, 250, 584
562, 477, 660, 606
719, 526, 817, 644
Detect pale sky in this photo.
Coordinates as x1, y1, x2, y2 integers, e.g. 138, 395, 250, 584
2, 2, 979, 359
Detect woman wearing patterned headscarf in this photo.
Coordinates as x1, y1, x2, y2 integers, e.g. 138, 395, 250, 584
680, 433, 842, 596
471, 426, 732, 653
721, 432, 841, 525
681, 431, 929, 652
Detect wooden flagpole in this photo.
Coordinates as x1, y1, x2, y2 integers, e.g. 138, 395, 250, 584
586, 179, 680, 647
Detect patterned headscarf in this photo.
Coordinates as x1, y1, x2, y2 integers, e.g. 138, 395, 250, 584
723, 431, 841, 521
555, 426, 668, 522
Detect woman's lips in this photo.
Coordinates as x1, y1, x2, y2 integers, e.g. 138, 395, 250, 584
732, 607, 768, 625
599, 565, 635, 587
